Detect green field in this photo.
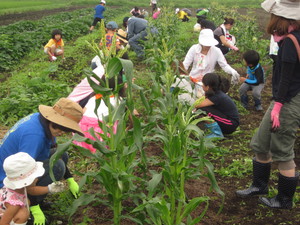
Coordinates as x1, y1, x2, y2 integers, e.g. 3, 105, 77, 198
0, 0, 263, 15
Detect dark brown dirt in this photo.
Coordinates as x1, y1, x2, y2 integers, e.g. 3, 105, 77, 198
0, 5, 92, 26
1, 6, 299, 225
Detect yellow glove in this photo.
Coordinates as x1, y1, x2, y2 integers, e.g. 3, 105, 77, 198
67, 177, 80, 198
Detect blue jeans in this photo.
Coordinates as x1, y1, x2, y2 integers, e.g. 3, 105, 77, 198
128, 30, 147, 58
28, 151, 68, 205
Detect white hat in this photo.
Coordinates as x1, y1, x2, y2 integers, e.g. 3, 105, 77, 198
175, 8, 180, 14
3, 152, 45, 190
100, 0, 106, 4
198, 29, 219, 47
261, 0, 300, 20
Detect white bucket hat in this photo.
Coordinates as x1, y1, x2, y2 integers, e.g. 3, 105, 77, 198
198, 29, 219, 47
3, 152, 45, 190
261, 0, 300, 20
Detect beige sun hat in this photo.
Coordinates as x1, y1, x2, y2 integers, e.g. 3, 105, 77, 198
198, 29, 219, 47
117, 29, 128, 43
39, 98, 83, 135
3, 152, 45, 190
261, 0, 300, 20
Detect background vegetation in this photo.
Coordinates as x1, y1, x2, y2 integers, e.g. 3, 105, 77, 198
0, 0, 263, 15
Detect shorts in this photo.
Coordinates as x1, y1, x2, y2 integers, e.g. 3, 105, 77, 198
250, 92, 300, 161
44, 46, 62, 55
92, 17, 102, 26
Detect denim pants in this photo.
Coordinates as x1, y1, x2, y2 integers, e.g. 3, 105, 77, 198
128, 30, 147, 58
28, 151, 68, 205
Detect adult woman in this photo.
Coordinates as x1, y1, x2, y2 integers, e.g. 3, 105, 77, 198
183, 29, 240, 97
130, 6, 141, 17
213, 17, 239, 55
0, 98, 83, 224
236, 0, 300, 209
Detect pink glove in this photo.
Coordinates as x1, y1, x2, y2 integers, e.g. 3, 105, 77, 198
270, 102, 283, 129
230, 45, 239, 51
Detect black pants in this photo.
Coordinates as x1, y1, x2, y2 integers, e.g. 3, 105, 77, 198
201, 106, 239, 134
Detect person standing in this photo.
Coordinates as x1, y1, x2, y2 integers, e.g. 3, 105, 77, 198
89, 0, 106, 32
0, 98, 83, 224
236, 0, 300, 209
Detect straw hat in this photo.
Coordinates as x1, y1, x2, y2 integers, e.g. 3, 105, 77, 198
117, 29, 128, 43
198, 29, 218, 46
3, 152, 45, 190
39, 98, 83, 135
261, 0, 300, 20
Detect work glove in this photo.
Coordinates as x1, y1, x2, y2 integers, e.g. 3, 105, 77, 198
51, 56, 57, 61
30, 204, 45, 225
48, 182, 65, 194
270, 102, 283, 129
229, 45, 239, 51
231, 71, 240, 85
67, 177, 80, 198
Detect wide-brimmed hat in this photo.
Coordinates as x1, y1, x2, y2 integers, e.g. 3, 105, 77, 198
39, 98, 83, 135
117, 29, 128, 43
261, 0, 300, 20
3, 152, 45, 190
198, 29, 218, 46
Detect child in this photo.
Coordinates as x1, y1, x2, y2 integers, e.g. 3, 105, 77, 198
239, 50, 265, 111
89, 0, 106, 32
0, 152, 64, 225
44, 29, 64, 62
194, 73, 239, 138
100, 21, 121, 51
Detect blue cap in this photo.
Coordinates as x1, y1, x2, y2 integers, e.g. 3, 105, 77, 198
106, 21, 118, 29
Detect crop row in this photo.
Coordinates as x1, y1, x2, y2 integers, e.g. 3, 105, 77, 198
0, 8, 125, 72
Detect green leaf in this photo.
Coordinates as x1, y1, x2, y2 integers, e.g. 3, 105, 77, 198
68, 193, 97, 219
49, 139, 72, 182
107, 57, 122, 79
147, 173, 162, 198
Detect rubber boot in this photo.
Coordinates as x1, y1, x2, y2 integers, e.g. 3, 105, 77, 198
236, 160, 271, 197
205, 122, 224, 138
240, 94, 249, 109
259, 172, 299, 209
254, 97, 263, 111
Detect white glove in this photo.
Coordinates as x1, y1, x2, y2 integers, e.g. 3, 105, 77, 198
51, 56, 57, 61
48, 182, 65, 193
231, 71, 240, 85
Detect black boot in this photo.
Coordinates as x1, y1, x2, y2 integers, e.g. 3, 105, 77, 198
259, 172, 299, 209
236, 160, 271, 197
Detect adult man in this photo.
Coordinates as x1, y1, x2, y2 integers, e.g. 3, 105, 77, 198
123, 16, 148, 59
89, 0, 106, 32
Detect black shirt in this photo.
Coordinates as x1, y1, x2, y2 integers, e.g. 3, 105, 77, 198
273, 30, 300, 103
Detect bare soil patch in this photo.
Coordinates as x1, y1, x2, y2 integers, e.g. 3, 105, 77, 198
0, 5, 92, 26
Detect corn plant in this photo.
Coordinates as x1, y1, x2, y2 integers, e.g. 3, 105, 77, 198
50, 35, 143, 224
134, 20, 224, 223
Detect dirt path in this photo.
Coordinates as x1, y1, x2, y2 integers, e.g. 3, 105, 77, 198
0, 5, 92, 26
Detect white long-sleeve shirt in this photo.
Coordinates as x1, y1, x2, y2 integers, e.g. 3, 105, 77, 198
183, 44, 237, 81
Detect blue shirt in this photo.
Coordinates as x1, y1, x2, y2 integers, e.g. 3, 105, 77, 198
0, 113, 52, 188
94, 4, 105, 19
